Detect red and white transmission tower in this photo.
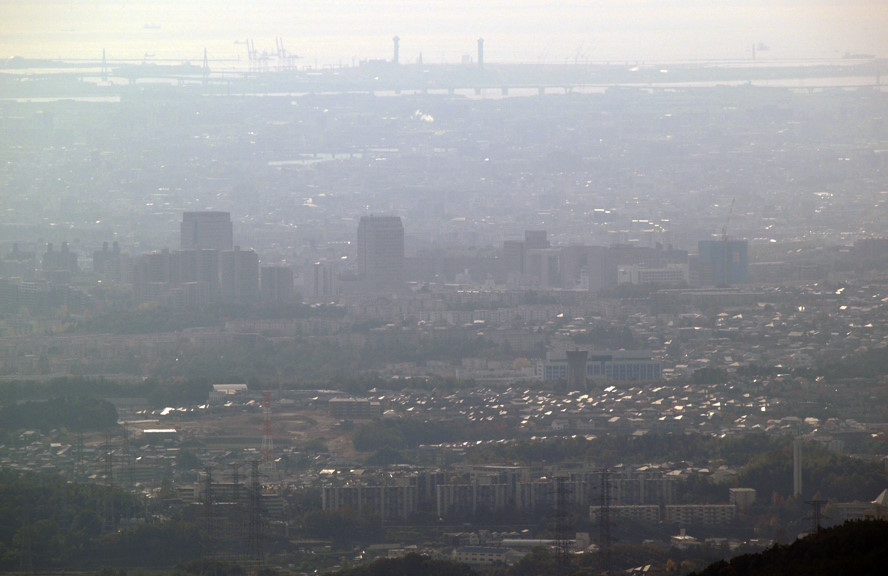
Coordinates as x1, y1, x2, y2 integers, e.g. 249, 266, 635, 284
260, 391, 275, 477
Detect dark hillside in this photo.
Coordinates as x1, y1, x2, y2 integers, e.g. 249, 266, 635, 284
691, 520, 888, 576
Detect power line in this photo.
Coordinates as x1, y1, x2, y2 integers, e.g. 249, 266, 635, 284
805, 498, 829, 534
599, 468, 615, 575
554, 475, 572, 576
103, 432, 115, 534
249, 460, 264, 563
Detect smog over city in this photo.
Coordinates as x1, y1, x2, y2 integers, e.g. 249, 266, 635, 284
2, 2, 888, 575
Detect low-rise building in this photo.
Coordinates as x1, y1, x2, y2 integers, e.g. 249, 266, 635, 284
453, 546, 524, 568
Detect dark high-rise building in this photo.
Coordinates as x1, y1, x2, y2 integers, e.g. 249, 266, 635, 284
502, 230, 549, 286
42, 242, 78, 283
524, 230, 550, 251
502, 240, 525, 277
180, 211, 233, 251
697, 239, 748, 285
558, 245, 617, 292
220, 247, 259, 303
261, 265, 294, 303
307, 260, 338, 302
2, 244, 36, 280
93, 241, 124, 282
566, 349, 589, 391
357, 216, 404, 288
171, 249, 220, 292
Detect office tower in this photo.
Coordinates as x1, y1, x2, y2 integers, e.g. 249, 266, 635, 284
566, 349, 589, 391
134, 249, 171, 284
170, 249, 220, 289
93, 241, 124, 283
853, 237, 888, 258
697, 239, 748, 286
502, 240, 525, 278
42, 242, 78, 275
220, 247, 259, 303
524, 230, 550, 250
261, 265, 294, 303
587, 246, 617, 292
357, 215, 404, 288
180, 211, 233, 251
2, 244, 36, 280
502, 230, 550, 287
307, 260, 338, 302
525, 247, 561, 288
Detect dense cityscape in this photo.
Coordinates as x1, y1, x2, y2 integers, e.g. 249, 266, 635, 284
2, 29, 888, 576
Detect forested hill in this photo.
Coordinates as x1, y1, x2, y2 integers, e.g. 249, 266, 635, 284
691, 520, 888, 576
0, 396, 117, 432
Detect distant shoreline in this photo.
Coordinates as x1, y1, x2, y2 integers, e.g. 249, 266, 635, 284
1, 58, 886, 100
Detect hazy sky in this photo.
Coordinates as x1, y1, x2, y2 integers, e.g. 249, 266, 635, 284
1, 1, 887, 65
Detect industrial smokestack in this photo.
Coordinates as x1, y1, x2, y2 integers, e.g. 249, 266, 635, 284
477, 37, 484, 69
393, 36, 400, 65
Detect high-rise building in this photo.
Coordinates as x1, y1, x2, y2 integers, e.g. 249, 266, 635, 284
502, 240, 525, 278
220, 247, 259, 303
561, 245, 617, 292
42, 242, 78, 276
180, 211, 233, 251
261, 265, 294, 303
2, 244, 36, 280
524, 230, 550, 251
566, 349, 589, 391
306, 260, 338, 302
171, 249, 219, 290
525, 247, 561, 288
697, 239, 748, 286
93, 241, 124, 282
357, 215, 404, 288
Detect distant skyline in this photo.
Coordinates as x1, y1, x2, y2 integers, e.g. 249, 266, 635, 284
1, 1, 887, 67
